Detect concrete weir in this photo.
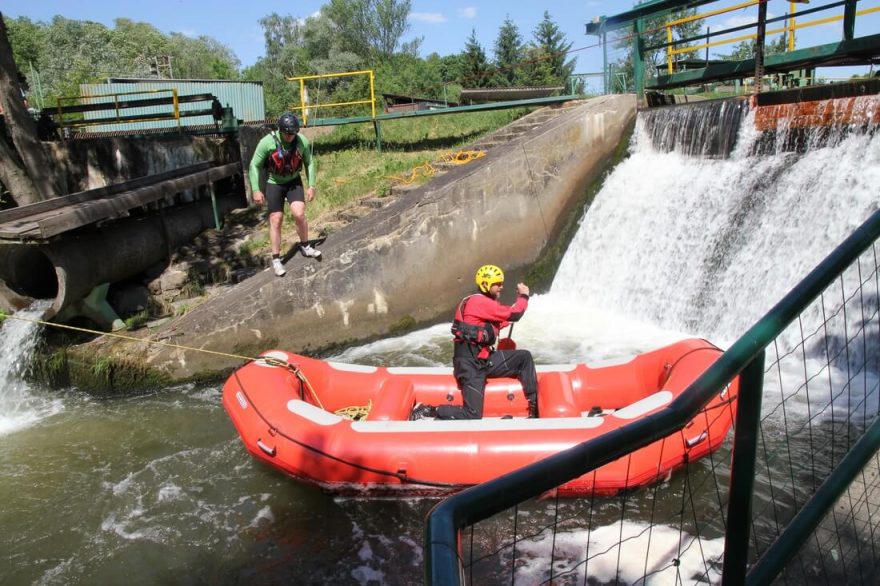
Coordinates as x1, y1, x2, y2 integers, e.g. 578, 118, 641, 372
102, 95, 637, 381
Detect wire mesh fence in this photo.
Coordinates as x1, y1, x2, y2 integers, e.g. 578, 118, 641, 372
432, 216, 880, 585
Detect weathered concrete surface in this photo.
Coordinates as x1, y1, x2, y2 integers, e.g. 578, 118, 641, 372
122, 95, 637, 381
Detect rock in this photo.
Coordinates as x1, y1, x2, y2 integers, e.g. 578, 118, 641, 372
109, 284, 150, 315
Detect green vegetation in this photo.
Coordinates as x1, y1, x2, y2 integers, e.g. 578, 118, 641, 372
123, 310, 151, 330
306, 108, 530, 218
612, 9, 704, 92
5, 3, 577, 117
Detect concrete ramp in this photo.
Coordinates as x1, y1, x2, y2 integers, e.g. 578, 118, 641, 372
103, 95, 638, 381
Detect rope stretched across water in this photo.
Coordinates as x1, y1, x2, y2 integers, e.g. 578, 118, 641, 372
0, 312, 359, 416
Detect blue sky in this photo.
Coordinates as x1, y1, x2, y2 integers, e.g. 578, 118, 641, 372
3, 0, 877, 81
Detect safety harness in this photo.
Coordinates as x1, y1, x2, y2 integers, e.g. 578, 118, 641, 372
265, 131, 303, 176
451, 295, 497, 348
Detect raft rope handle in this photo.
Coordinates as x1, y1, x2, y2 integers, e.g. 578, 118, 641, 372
232, 368, 460, 488
261, 356, 326, 411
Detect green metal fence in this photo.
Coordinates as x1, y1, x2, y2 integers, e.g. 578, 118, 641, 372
426, 207, 880, 584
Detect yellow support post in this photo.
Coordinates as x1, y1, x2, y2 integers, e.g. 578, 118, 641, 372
287, 70, 377, 125
300, 78, 307, 126
667, 25, 674, 74
789, 2, 797, 52
369, 70, 376, 120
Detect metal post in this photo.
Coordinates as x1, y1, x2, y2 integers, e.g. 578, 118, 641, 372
300, 79, 307, 126
722, 350, 766, 584
373, 120, 382, 153
634, 18, 646, 97
706, 26, 710, 65
209, 184, 221, 230
843, 0, 857, 41
602, 32, 608, 94
753, 0, 768, 96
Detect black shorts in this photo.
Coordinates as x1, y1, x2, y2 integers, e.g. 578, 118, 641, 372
265, 178, 304, 213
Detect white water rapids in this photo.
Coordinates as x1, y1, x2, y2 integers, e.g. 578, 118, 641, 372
1, 101, 878, 585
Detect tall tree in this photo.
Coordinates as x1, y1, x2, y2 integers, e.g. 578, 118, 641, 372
613, 9, 704, 92
460, 29, 492, 88
493, 16, 524, 86
0, 13, 61, 204
524, 11, 575, 87
718, 35, 788, 61
324, 0, 413, 63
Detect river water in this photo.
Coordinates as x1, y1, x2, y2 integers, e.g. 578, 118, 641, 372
2, 106, 878, 585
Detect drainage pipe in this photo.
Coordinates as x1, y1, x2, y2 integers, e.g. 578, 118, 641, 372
0, 192, 243, 319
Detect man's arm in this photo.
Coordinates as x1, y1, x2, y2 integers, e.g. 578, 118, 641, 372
248, 135, 271, 193
299, 134, 317, 188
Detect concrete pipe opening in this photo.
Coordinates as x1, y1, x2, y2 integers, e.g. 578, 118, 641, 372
0, 244, 58, 302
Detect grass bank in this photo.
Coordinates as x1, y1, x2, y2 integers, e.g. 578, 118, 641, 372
231, 108, 533, 253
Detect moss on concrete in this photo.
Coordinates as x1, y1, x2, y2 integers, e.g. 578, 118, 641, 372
33, 344, 171, 394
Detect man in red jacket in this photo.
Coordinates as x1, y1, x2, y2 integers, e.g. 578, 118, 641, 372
411, 264, 539, 420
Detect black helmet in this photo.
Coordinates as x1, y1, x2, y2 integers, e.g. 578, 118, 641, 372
278, 112, 300, 134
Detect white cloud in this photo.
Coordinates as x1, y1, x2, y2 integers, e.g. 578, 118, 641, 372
410, 12, 447, 24
458, 7, 477, 19
717, 12, 778, 30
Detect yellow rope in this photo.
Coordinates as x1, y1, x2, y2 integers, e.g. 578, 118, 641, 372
334, 400, 372, 421
384, 149, 486, 185
3, 313, 258, 363
1, 312, 327, 409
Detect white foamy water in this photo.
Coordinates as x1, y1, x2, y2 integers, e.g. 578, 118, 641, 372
0, 301, 65, 435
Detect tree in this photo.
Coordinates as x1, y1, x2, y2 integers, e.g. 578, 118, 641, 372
169, 33, 240, 79
0, 13, 62, 205
718, 35, 788, 61
493, 16, 524, 86
324, 0, 413, 63
459, 29, 493, 88
613, 9, 704, 92
522, 11, 575, 87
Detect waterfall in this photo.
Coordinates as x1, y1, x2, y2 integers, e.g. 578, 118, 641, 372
0, 301, 63, 435
551, 101, 880, 349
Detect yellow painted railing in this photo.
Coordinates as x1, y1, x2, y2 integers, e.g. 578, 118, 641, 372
286, 70, 376, 126
665, 2, 880, 74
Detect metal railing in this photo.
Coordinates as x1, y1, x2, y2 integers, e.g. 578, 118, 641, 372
286, 70, 377, 127
660, 0, 880, 75
426, 207, 880, 583
52, 89, 222, 134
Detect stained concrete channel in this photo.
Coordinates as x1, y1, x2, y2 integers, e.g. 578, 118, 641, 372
76, 94, 637, 383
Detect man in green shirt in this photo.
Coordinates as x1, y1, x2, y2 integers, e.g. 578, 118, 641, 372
248, 112, 319, 276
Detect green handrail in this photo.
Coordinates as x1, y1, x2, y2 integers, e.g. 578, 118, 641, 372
426, 206, 880, 584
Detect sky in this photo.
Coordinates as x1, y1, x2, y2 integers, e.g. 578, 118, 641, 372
2, 0, 877, 82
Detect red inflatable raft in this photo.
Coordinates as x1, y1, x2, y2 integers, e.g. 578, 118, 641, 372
222, 338, 738, 497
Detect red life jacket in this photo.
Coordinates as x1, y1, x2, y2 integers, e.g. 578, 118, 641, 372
265, 132, 303, 176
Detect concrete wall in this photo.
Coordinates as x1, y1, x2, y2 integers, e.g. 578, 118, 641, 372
48, 134, 238, 195
132, 95, 637, 381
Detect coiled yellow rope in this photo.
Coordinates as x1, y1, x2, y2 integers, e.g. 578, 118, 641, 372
384, 149, 486, 185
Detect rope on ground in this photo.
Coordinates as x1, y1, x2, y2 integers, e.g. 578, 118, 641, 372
440, 149, 486, 165
383, 149, 486, 185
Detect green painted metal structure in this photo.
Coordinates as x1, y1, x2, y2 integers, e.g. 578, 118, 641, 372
585, 0, 879, 96
301, 94, 579, 152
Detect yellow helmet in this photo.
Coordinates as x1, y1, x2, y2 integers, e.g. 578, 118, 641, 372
475, 264, 504, 293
